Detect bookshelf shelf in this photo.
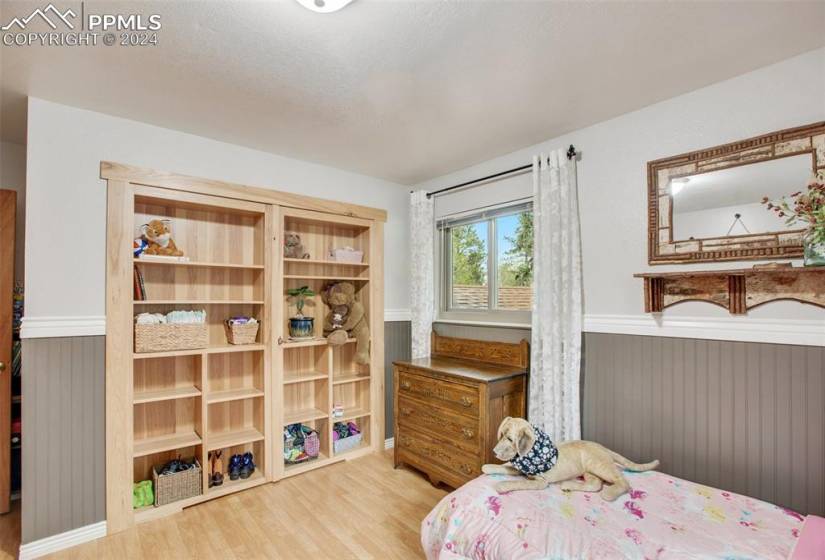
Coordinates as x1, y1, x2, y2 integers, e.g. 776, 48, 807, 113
207, 387, 264, 404
206, 470, 265, 495
134, 300, 264, 305
284, 258, 368, 267
337, 408, 370, 423
132, 344, 265, 360
332, 374, 370, 386
281, 337, 356, 349
134, 386, 202, 405
135, 258, 264, 270
207, 427, 265, 451
283, 275, 367, 281
283, 372, 328, 385
283, 407, 329, 425
133, 431, 202, 458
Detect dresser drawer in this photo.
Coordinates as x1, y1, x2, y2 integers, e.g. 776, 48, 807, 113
397, 395, 480, 454
397, 368, 480, 417
396, 427, 480, 480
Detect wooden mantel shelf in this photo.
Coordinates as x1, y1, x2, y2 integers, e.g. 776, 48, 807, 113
634, 265, 825, 315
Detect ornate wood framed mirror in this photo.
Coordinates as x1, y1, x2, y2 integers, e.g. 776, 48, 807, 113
648, 122, 825, 264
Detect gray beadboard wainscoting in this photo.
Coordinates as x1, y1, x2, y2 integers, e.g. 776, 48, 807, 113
384, 321, 411, 438
583, 333, 825, 517
21, 336, 105, 544
19, 323, 824, 544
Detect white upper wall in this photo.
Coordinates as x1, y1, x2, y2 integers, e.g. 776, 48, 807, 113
0, 141, 26, 283
417, 47, 825, 322
24, 98, 410, 331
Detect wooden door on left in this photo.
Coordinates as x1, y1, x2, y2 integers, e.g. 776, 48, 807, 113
0, 189, 16, 514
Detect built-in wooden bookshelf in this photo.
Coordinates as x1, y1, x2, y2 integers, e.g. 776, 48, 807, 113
105, 162, 385, 534
276, 208, 383, 479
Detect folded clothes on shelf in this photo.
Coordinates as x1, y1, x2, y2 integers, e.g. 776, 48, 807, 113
135, 310, 207, 325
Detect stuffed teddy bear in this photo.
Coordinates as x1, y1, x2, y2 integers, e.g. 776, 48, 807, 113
141, 219, 183, 256
321, 282, 369, 364
284, 232, 309, 259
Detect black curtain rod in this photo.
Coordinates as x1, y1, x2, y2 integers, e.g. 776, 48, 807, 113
420, 144, 577, 199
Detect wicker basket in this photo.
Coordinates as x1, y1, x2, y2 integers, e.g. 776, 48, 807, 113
333, 433, 363, 454
134, 323, 208, 353
152, 459, 202, 507
224, 321, 260, 345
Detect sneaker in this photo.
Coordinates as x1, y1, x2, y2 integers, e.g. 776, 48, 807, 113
228, 454, 242, 480
240, 452, 255, 479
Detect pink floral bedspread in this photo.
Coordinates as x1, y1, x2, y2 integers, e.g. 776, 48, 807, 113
421, 470, 804, 559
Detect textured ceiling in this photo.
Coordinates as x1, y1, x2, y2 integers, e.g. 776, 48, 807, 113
1, 0, 824, 184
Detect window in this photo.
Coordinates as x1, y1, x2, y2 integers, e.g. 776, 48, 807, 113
438, 202, 533, 324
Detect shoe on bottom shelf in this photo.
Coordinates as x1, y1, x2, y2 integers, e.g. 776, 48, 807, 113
228, 454, 242, 481
240, 452, 256, 479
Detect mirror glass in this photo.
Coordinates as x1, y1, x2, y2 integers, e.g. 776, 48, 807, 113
671, 154, 812, 241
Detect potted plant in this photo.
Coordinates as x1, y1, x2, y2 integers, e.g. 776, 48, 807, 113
763, 177, 825, 267
287, 286, 316, 338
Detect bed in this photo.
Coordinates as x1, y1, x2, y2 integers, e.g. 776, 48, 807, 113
421, 469, 819, 559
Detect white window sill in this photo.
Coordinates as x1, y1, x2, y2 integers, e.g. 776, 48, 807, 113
434, 318, 531, 329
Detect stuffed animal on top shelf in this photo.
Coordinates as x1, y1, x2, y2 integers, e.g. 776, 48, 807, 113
141, 219, 183, 256
284, 232, 310, 259
321, 282, 370, 364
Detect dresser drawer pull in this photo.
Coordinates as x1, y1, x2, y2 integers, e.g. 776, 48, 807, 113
461, 428, 474, 439
400, 407, 413, 416
459, 464, 474, 475
460, 396, 473, 407
401, 380, 411, 390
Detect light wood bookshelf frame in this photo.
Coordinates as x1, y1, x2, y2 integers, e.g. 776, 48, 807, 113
104, 164, 385, 534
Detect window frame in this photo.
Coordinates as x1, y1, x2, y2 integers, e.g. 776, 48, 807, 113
436, 201, 532, 326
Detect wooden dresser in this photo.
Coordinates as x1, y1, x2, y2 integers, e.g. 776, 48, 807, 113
393, 333, 528, 488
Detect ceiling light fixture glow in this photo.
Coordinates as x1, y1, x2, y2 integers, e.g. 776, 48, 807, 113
295, 0, 354, 13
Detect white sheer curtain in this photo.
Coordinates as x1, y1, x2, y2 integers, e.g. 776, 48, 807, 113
529, 150, 583, 442
409, 190, 434, 359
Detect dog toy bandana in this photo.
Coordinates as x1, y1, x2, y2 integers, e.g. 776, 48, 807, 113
511, 424, 559, 476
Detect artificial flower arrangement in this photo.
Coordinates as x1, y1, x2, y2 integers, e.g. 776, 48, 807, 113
762, 177, 825, 266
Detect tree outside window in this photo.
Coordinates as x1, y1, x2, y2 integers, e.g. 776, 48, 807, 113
445, 207, 533, 314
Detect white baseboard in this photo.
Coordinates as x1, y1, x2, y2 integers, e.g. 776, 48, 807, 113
20, 316, 106, 339
19, 521, 107, 560
384, 309, 411, 322
584, 314, 825, 347
385, 437, 394, 449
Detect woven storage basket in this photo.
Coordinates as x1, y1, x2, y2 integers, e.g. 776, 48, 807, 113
134, 323, 208, 353
224, 321, 260, 345
152, 459, 202, 507
333, 433, 363, 454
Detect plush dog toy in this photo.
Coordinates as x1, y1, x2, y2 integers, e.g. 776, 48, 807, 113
321, 282, 369, 364
482, 417, 659, 501
141, 219, 183, 257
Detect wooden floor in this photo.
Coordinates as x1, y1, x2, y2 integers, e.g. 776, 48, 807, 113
0, 499, 21, 560
1, 451, 448, 560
